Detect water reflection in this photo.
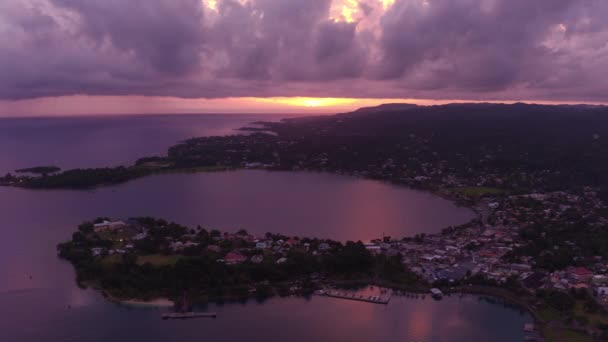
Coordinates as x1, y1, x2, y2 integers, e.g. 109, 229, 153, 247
0, 115, 526, 341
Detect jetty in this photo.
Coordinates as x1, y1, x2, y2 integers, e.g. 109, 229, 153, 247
318, 289, 392, 305
162, 312, 217, 320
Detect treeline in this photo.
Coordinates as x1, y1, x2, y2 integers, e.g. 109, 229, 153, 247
15, 166, 61, 174
58, 219, 421, 300
25, 167, 149, 189
7, 103, 608, 193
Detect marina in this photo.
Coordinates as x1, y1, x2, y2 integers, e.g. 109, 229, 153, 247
318, 287, 392, 305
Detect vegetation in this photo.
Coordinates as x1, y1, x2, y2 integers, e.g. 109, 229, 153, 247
15, 166, 60, 174
58, 218, 422, 301
3, 103, 608, 196
25, 167, 147, 188
543, 328, 593, 342
449, 186, 504, 197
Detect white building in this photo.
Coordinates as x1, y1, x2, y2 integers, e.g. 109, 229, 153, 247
94, 220, 126, 232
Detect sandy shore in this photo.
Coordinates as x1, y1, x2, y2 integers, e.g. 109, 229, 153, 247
118, 298, 174, 307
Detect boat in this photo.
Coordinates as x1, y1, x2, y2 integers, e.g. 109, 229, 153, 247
161, 312, 217, 320
430, 288, 443, 299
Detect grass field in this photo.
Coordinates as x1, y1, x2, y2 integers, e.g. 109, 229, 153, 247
538, 307, 564, 322
573, 301, 608, 326
543, 328, 593, 342
101, 254, 123, 267
136, 254, 182, 266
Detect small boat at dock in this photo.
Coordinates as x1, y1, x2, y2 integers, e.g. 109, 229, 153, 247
430, 288, 443, 299
162, 312, 217, 320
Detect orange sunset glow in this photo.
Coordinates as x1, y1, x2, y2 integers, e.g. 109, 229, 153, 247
2, 95, 605, 117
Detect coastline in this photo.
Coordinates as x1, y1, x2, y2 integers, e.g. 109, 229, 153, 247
102, 290, 174, 308
118, 298, 174, 308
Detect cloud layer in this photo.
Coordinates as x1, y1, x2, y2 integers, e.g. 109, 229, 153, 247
2, 0, 608, 102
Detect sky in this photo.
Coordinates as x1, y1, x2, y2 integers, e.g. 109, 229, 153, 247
1, 0, 608, 116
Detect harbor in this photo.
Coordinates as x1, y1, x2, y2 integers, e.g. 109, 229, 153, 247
317, 286, 392, 305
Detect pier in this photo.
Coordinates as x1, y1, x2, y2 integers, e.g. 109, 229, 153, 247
161, 312, 217, 320
318, 288, 392, 305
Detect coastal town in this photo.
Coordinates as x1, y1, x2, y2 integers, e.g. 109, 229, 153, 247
12, 103, 608, 341
59, 183, 608, 340
71, 188, 608, 306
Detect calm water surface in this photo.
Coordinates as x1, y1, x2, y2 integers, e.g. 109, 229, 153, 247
0, 115, 530, 341
0, 114, 293, 173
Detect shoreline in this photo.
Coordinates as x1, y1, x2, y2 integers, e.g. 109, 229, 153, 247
99, 283, 540, 332
118, 298, 174, 308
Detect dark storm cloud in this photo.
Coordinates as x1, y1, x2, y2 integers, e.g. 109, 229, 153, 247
52, 0, 206, 74
1, 0, 608, 102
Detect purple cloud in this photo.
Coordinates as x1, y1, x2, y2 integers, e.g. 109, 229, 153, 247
1, 0, 608, 102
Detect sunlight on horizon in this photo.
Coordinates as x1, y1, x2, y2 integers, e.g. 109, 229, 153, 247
1, 95, 605, 117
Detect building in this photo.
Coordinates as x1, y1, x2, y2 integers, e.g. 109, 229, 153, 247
251, 255, 264, 264
93, 220, 126, 232
207, 245, 221, 253
91, 247, 104, 257
225, 252, 247, 265
318, 243, 331, 251
592, 275, 608, 286
255, 241, 268, 249
569, 267, 593, 283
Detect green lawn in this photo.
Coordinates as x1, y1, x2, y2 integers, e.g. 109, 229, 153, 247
136, 254, 182, 266
538, 307, 564, 321
449, 186, 505, 197
573, 301, 608, 326
543, 328, 593, 342
101, 254, 123, 267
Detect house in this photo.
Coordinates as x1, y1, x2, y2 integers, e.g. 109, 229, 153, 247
592, 275, 608, 286
251, 255, 264, 264
93, 220, 126, 232
522, 272, 546, 289
571, 283, 589, 290
256, 241, 268, 249
170, 241, 198, 251
597, 287, 608, 296
225, 252, 247, 265
132, 232, 148, 240
364, 243, 381, 253
207, 245, 221, 253
569, 267, 593, 283
91, 247, 104, 257
318, 243, 331, 251
510, 264, 532, 272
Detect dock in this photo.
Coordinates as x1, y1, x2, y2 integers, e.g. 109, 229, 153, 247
162, 312, 217, 320
319, 289, 392, 305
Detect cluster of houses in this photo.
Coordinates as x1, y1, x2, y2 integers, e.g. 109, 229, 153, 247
362, 222, 522, 285
87, 188, 608, 309
213, 234, 332, 265
361, 189, 608, 307
88, 219, 337, 268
